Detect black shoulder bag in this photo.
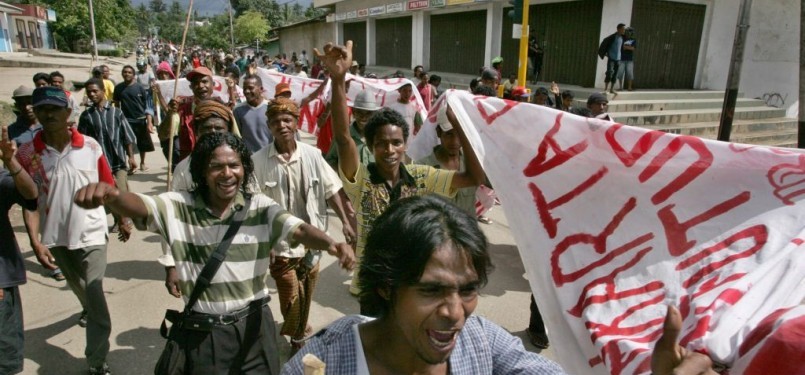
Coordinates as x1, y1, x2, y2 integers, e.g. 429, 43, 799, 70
154, 197, 251, 375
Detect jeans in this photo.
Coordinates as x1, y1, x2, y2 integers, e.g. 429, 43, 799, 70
605, 58, 620, 83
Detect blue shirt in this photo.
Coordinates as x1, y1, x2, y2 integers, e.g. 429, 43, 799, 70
233, 100, 273, 153
281, 315, 567, 374
9, 120, 42, 145
608, 35, 623, 60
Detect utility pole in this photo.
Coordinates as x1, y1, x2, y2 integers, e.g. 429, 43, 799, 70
516, 0, 530, 87
88, 0, 98, 60
717, 0, 752, 142
799, 0, 804, 148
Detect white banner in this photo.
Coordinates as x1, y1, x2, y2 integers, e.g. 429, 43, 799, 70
409, 90, 805, 375
255, 69, 427, 135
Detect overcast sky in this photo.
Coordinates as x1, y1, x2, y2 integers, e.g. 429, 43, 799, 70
130, 0, 313, 17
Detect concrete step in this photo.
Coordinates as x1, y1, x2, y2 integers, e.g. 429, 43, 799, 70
590, 98, 762, 112
640, 118, 797, 137
729, 128, 800, 147
611, 106, 787, 126
637, 118, 799, 148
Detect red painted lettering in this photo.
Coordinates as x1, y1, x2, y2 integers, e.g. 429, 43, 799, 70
658, 191, 751, 256
523, 113, 588, 177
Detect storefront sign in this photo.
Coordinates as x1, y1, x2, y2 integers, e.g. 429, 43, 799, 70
369, 5, 386, 15
446, 0, 473, 5
358, 8, 369, 17
335, 12, 347, 21
346, 10, 358, 19
430, 0, 446, 7
408, 0, 429, 10
386, 2, 404, 13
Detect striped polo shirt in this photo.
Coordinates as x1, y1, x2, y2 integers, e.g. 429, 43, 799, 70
136, 191, 304, 314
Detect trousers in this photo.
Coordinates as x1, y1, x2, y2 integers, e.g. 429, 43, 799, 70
51, 244, 111, 367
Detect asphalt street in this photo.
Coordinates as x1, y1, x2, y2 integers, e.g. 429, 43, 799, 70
3, 53, 556, 374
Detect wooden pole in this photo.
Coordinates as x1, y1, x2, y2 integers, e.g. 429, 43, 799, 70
166, 0, 195, 191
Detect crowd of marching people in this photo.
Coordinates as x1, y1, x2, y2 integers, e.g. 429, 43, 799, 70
2, 37, 718, 375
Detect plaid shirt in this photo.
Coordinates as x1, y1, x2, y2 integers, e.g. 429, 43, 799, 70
281, 315, 567, 374
78, 101, 136, 173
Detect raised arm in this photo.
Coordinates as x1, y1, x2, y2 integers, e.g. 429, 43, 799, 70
1, 126, 36, 200
315, 42, 359, 180
74, 182, 148, 220
447, 106, 486, 188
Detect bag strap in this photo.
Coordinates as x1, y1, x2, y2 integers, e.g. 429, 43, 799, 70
182, 196, 251, 314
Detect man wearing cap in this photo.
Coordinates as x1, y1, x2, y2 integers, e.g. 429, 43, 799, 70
586, 92, 613, 120
235, 74, 273, 153
511, 86, 531, 102
532, 87, 553, 106
598, 23, 626, 94
415, 107, 477, 215
292, 61, 308, 78
349, 61, 360, 76
325, 90, 377, 169
480, 68, 498, 89
251, 97, 355, 350
491, 56, 504, 84
8, 86, 40, 144
224, 54, 240, 77
274, 82, 292, 100
159, 66, 238, 163
15, 87, 116, 375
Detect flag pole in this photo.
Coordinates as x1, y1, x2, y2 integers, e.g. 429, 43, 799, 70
166, 0, 195, 191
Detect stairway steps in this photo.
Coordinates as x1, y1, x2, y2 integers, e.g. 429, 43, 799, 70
640, 118, 797, 137
611, 106, 787, 126
596, 98, 762, 112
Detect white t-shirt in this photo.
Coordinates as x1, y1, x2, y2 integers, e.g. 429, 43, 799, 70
386, 100, 419, 130
352, 324, 371, 375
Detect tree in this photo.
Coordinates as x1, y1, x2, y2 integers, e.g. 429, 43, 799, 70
26, 0, 137, 52
234, 10, 269, 44
149, 0, 167, 13
194, 15, 231, 50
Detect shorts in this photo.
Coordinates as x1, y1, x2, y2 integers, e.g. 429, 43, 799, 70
617, 60, 634, 81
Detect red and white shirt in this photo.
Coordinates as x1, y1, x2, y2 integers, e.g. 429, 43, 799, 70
16, 128, 115, 249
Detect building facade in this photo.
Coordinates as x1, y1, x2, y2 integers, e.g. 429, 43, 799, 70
313, 0, 801, 114
8, 3, 55, 50
0, 1, 21, 52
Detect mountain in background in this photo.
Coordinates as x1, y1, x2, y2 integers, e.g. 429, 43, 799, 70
130, 0, 314, 17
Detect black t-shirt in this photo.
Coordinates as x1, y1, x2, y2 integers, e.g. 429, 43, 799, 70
0, 170, 38, 288
114, 82, 149, 121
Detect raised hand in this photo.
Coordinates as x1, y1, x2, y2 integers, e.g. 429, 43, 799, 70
0, 125, 17, 163
313, 41, 353, 80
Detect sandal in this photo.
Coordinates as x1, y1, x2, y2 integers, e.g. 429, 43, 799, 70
50, 268, 65, 281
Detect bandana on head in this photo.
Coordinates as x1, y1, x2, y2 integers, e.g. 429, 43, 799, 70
267, 97, 300, 119
194, 99, 236, 130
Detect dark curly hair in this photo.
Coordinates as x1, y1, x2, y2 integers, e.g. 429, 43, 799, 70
364, 107, 409, 148
358, 195, 493, 317
189, 132, 254, 201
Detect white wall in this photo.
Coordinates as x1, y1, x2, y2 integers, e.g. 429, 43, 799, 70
698, 0, 800, 113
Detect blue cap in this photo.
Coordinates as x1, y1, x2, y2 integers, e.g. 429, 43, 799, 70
32, 86, 69, 108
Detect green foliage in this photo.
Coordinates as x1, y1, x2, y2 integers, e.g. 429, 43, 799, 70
234, 10, 269, 44
194, 15, 232, 51
149, 0, 167, 13
27, 0, 137, 52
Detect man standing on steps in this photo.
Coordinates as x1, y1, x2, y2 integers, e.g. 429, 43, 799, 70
617, 27, 637, 91
598, 23, 626, 94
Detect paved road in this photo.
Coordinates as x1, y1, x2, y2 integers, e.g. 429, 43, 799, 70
4, 54, 556, 374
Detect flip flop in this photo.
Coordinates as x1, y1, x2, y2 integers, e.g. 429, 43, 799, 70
49, 268, 65, 281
